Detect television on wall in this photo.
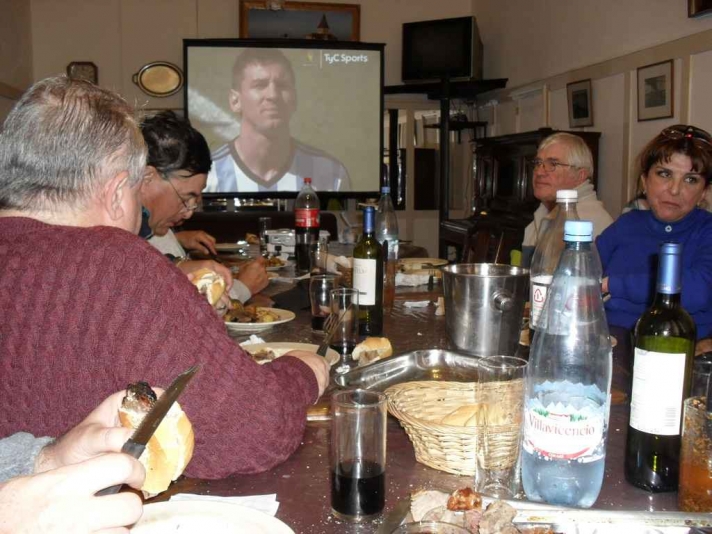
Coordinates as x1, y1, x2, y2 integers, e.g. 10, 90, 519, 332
183, 39, 384, 199
401, 17, 483, 83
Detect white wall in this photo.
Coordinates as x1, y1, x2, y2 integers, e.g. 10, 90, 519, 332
472, 0, 712, 87
0, 0, 33, 119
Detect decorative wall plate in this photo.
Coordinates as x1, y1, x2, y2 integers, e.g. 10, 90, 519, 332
132, 61, 184, 98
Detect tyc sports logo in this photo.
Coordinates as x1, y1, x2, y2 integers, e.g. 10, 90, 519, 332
323, 53, 369, 65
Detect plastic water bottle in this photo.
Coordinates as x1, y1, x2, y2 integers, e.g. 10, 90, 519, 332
522, 220, 612, 508
529, 189, 579, 336
375, 186, 399, 311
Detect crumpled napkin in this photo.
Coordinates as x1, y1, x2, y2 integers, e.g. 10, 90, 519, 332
169, 493, 280, 517
404, 300, 430, 308
239, 335, 266, 346
327, 254, 352, 274
396, 273, 431, 287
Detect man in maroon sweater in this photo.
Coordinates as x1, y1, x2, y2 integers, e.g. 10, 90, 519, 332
0, 76, 329, 480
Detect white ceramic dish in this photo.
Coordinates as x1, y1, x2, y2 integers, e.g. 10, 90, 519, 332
131, 501, 294, 533
225, 308, 295, 334
242, 342, 340, 367
398, 258, 448, 272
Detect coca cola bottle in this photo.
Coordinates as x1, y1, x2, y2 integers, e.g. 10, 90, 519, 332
294, 177, 320, 274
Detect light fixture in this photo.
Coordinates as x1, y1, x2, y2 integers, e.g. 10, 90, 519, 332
265, 0, 285, 10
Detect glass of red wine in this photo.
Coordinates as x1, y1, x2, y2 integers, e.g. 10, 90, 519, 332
330, 389, 387, 523
309, 274, 339, 333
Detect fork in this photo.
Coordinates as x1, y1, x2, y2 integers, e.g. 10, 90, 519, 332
317, 303, 353, 356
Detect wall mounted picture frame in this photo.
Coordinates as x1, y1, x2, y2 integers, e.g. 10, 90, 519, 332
239, 1, 360, 41
637, 60, 674, 121
67, 62, 98, 85
566, 79, 593, 128
688, 0, 712, 17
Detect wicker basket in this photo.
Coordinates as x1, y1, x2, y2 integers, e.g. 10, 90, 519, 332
385, 380, 524, 476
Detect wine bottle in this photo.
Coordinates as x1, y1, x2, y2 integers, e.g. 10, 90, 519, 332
625, 242, 696, 492
352, 205, 383, 336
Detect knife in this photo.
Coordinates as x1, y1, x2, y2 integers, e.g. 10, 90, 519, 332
96, 365, 200, 496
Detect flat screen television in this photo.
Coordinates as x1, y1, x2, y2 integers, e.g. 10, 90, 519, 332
184, 39, 384, 198
401, 17, 482, 82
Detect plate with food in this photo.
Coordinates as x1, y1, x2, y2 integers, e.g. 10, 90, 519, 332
224, 302, 295, 333
398, 258, 448, 276
242, 342, 340, 367
265, 256, 292, 271
132, 501, 294, 533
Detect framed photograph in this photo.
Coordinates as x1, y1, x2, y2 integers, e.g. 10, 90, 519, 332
239, 1, 360, 41
637, 60, 674, 121
566, 79, 593, 128
66, 62, 98, 84
688, 0, 712, 17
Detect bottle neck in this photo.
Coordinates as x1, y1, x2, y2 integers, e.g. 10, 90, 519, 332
563, 240, 592, 251
653, 250, 682, 308
363, 209, 375, 235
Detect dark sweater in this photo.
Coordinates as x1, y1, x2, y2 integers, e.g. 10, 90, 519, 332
0, 217, 317, 478
597, 208, 712, 339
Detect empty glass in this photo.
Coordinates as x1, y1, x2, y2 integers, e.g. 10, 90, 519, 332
310, 235, 329, 275
258, 216, 271, 256
330, 288, 359, 374
475, 355, 528, 499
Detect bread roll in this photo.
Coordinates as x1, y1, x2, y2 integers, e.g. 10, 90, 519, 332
191, 268, 226, 306
352, 337, 393, 367
119, 382, 194, 497
441, 404, 484, 426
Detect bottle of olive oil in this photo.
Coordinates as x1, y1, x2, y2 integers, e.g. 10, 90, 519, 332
352, 206, 383, 336
625, 242, 696, 492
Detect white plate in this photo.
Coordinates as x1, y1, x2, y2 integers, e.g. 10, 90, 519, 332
266, 259, 293, 271
225, 308, 295, 334
132, 501, 294, 533
398, 257, 448, 272
215, 243, 242, 253
242, 342, 340, 367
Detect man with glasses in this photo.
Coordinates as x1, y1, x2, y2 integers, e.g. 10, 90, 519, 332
140, 111, 269, 303
522, 132, 613, 266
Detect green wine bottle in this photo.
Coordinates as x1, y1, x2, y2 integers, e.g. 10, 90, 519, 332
624, 242, 696, 492
352, 205, 383, 336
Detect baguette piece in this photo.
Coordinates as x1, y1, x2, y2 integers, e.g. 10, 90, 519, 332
119, 382, 194, 497
352, 337, 393, 367
191, 268, 226, 307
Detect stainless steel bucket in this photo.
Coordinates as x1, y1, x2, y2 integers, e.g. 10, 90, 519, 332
442, 264, 529, 356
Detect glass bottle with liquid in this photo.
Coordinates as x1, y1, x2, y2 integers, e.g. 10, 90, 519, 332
352, 205, 384, 336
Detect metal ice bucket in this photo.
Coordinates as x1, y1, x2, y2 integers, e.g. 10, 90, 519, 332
442, 264, 529, 356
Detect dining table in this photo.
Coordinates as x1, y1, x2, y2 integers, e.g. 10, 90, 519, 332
152, 265, 696, 534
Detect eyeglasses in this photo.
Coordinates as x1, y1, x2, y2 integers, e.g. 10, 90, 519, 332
165, 176, 199, 213
660, 125, 712, 148
530, 158, 578, 173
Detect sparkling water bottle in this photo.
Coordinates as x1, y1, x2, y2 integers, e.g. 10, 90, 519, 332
522, 220, 612, 508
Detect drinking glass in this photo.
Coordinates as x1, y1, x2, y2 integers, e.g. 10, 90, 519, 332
310, 235, 329, 275
390, 522, 470, 534
331, 389, 387, 522
258, 216, 271, 256
475, 355, 528, 498
692, 352, 712, 397
330, 288, 359, 374
309, 274, 339, 333
679, 396, 712, 512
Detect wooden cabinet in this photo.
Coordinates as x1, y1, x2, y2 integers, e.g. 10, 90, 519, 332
439, 127, 601, 258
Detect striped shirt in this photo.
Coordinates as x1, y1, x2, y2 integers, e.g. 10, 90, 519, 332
205, 138, 350, 193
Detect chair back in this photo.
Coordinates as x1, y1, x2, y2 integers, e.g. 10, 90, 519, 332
462, 217, 526, 264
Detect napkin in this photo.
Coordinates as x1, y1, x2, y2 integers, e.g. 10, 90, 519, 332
239, 335, 266, 346
404, 300, 430, 308
327, 254, 352, 274
396, 273, 431, 287
169, 493, 280, 517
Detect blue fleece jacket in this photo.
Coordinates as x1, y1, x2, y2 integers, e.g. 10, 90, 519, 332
596, 208, 712, 339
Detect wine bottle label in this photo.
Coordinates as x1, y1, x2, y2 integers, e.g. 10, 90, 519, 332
353, 258, 377, 305
629, 348, 686, 435
530, 275, 553, 328
295, 208, 319, 228
523, 381, 607, 462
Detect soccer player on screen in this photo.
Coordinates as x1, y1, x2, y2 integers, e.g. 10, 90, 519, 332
206, 48, 351, 193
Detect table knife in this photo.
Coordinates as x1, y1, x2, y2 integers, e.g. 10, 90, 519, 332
96, 365, 200, 496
